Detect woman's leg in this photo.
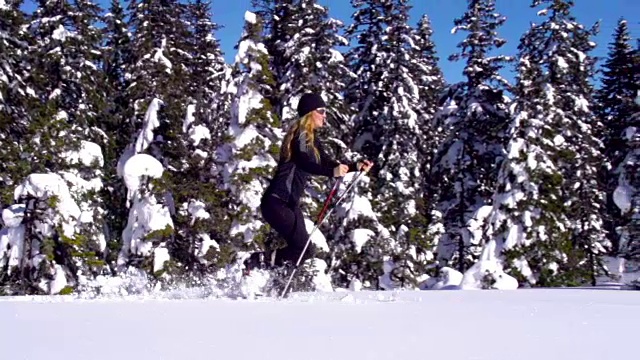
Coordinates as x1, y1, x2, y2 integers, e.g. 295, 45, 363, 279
260, 196, 315, 267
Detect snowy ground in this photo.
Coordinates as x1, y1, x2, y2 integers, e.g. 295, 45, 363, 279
1, 288, 639, 360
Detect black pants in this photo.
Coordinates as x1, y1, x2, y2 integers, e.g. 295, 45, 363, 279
260, 194, 315, 267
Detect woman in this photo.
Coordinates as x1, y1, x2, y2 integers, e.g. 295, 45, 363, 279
256, 93, 372, 270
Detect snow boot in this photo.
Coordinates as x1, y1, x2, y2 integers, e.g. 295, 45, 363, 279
242, 251, 273, 276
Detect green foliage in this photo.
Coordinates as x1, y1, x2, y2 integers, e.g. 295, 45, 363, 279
58, 286, 74, 295
144, 225, 174, 244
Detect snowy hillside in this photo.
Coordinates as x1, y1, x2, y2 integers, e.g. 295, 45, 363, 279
2, 288, 639, 360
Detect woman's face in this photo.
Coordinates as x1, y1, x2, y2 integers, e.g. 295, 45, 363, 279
311, 108, 326, 128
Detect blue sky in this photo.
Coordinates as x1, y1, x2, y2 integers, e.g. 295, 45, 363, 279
20, 0, 640, 85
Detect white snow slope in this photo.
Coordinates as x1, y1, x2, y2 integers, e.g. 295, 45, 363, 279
1, 288, 638, 360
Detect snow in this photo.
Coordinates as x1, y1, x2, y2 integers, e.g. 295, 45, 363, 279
244, 10, 257, 24
51, 24, 73, 41
14, 173, 81, 238
431, 267, 463, 290
119, 152, 172, 271
63, 140, 104, 167
613, 124, 639, 215
2, 204, 25, 228
3, 289, 637, 360
183, 104, 211, 146
182, 103, 195, 133
48, 264, 68, 294
119, 193, 173, 267
623, 126, 637, 140
196, 234, 219, 257
0, 205, 26, 270
328, 48, 344, 63
134, 98, 163, 154
350, 228, 374, 252
305, 219, 329, 252
153, 246, 169, 273
0, 0, 7, 10
153, 37, 172, 72
461, 239, 519, 290
613, 180, 632, 213
186, 200, 210, 225
553, 134, 564, 146
122, 153, 164, 199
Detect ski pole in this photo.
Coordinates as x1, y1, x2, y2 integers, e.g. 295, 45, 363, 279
280, 170, 365, 298
317, 177, 343, 224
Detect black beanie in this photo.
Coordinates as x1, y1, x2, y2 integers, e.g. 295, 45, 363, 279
297, 93, 327, 118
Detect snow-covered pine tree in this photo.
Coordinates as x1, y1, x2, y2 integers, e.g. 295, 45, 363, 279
101, 0, 133, 269
613, 44, 640, 261
595, 18, 638, 255
187, 0, 230, 143
431, 0, 512, 274
0, 0, 34, 294
614, 90, 640, 260
635, 40, 640, 89
0, 0, 34, 209
339, 0, 433, 289
117, 0, 193, 279
543, 0, 609, 286
478, 0, 609, 287
216, 11, 281, 260
250, 0, 295, 121
413, 14, 446, 173
268, 0, 354, 130
165, 0, 232, 277
327, 173, 394, 290
408, 14, 447, 283
474, 53, 570, 289
1, 0, 111, 294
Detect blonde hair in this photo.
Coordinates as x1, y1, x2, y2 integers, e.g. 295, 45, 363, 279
282, 113, 320, 162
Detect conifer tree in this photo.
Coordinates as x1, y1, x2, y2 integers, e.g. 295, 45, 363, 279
216, 11, 281, 259
250, 0, 296, 121
0, 0, 33, 209
340, 0, 437, 288
613, 45, 640, 261
595, 19, 638, 255
614, 101, 640, 260
187, 0, 230, 142
0, 0, 36, 293
481, 52, 570, 287
413, 14, 446, 170
431, 0, 512, 273
327, 175, 394, 290
118, 0, 194, 278
162, 0, 234, 276
2, 0, 110, 293
409, 14, 447, 282
102, 0, 133, 268
481, 0, 609, 287
271, 0, 355, 129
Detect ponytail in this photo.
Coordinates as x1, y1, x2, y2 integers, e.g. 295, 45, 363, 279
281, 113, 320, 162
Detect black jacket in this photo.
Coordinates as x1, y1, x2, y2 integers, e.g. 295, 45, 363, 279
263, 130, 357, 206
